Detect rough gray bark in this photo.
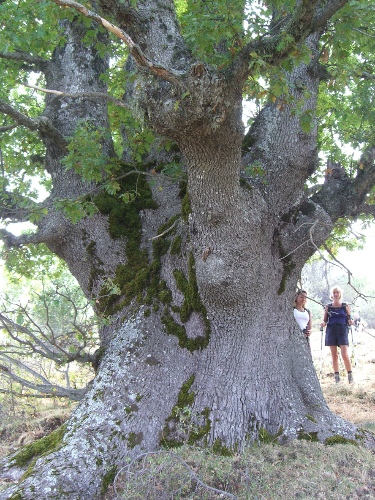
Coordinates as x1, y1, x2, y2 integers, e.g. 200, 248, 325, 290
1, 1, 375, 498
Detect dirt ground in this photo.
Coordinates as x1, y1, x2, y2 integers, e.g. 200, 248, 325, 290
310, 325, 375, 426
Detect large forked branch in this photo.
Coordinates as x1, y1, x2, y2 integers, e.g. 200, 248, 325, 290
52, 0, 181, 85
314, 146, 375, 220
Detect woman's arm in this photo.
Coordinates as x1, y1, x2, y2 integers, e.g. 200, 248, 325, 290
321, 306, 328, 327
346, 304, 353, 325
307, 310, 312, 332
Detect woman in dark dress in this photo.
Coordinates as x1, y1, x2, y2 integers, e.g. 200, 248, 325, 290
321, 286, 353, 384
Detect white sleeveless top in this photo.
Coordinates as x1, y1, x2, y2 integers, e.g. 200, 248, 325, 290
294, 308, 309, 330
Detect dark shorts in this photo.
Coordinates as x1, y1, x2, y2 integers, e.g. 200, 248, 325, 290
325, 324, 349, 347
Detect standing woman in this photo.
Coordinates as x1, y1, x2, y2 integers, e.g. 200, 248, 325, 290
321, 286, 353, 383
294, 290, 312, 346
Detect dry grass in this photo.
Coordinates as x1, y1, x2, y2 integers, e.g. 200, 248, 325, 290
0, 400, 74, 460
311, 326, 375, 428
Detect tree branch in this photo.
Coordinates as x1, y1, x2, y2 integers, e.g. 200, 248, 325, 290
0, 190, 40, 224
0, 50, 49, 72
0, 100, 67, 149
0, 353, 56, 385
312, 0, 349, 30
0, 228, 46, 247
24, 83, 129, 109
0, 307, 96, 366
52, 0, 182, 85
361, 71, 375, 80
0, 360, 85, 401
0, 388, 68, 399
311, 147, 375, 222
0, 123, 18, 133
321, 242, 375, 303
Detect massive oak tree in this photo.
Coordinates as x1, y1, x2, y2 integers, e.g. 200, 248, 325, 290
1, 0, 375, 497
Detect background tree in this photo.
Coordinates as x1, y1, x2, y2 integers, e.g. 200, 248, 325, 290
0, 0, 375, 498
0, 257, 98, 402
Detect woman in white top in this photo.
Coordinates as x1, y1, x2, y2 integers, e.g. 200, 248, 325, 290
294, 290, 312, 345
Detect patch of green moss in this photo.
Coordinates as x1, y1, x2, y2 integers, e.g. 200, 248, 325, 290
85, 240, 97, 257
161, 311, 207, 352
153, 215, 180, 258
297, 430, 319, 442
101, 466, 118, 495
212, 438, 234, 457
178, 180, 187, 200
181, 191, 191, 221
170, 235, 182, 256
93, 389, 105, 401
125, 403, 139, 415
93, 167, 157, 313
13, 424, 67, 468
94, 167, 157, 240
306, 415, 317, 423
324, 435, 358, 446
127, 431, 144, 449
101, 213, 181, 315
160, 375, 198, 448
144, 262, 163, 306
8, 494, 23, 500
176, 375, 195, 407
158, 281, 173, 305
355, 430, 367, 443
239, 177, 253, 191
173, 255, 198, 322
258, 426, 283, 444
161, 405, 212, 448
273, 228, 296, 295
187, 407, 212, 445
162, 253, 210, 351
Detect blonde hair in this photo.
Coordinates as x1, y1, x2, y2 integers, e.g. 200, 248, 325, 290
330, 285, 343, 300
